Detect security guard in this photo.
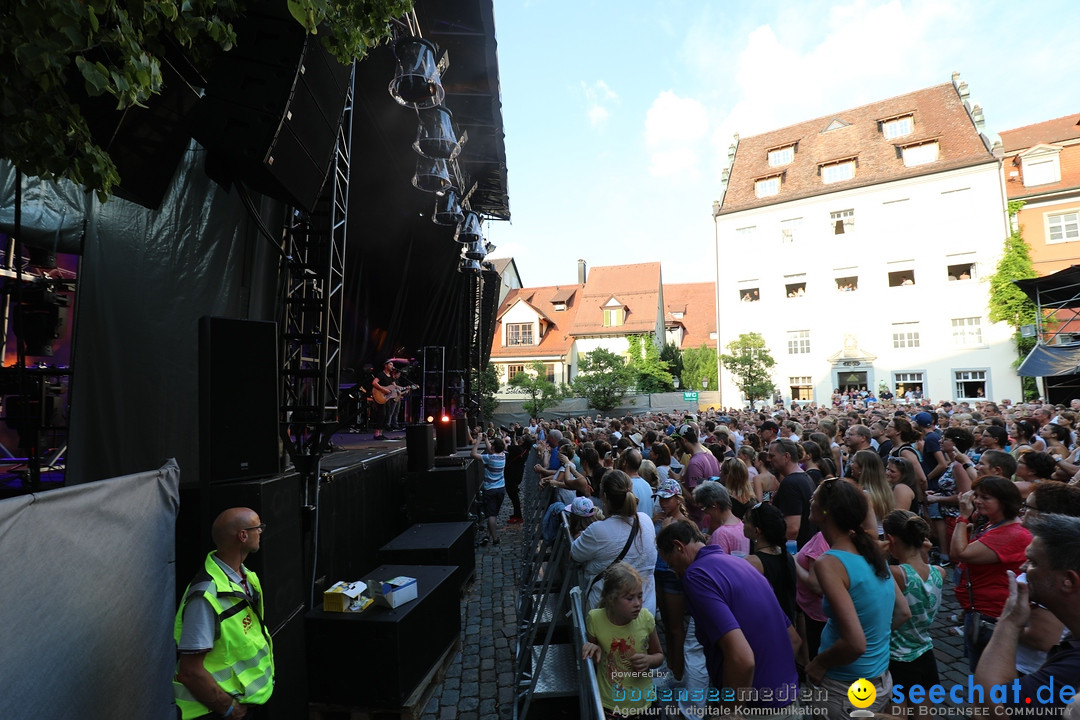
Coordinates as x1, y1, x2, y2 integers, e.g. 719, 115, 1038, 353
174, 508, 274, 719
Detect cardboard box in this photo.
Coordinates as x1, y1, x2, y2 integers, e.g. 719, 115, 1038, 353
371, 575, 418, 608
323, 580, 367, 612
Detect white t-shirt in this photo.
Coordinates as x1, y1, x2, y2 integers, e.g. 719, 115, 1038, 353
570, 513, 657, 615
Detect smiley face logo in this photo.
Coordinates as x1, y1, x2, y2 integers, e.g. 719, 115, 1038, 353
847, 678, 876, 709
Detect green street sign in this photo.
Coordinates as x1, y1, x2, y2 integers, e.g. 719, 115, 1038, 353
683, 391, 699, 401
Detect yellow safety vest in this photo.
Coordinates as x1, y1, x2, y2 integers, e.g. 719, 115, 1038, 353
173, 552, 274, 718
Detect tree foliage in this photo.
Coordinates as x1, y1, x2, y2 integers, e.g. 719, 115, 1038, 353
659, 341, 683, 386
720, 332, 776, 409
509, 360, 563, 418
988, 201, 1039, 399
626, 334, 672, 393
571, 348, 633, 413
474, 363, 499, 423
681, 344, 718, 393
0, 0, 411, 200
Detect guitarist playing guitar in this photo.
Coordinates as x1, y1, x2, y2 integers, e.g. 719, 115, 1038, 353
371, 359, 399, 440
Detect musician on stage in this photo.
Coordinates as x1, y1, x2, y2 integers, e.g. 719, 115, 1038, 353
371, 359, 398, 440
387, 366, 405, 429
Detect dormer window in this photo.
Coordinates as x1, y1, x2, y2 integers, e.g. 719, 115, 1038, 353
768, 145, 795, 167
755, 175, 781, 198
506, 322, 534, 346
902, 141, 939, 167
1020, 146, 1063, 187
603, 308, 624, 327
821, 159, 855, 184
553, 301, 566, 311
882, 115, 914, 140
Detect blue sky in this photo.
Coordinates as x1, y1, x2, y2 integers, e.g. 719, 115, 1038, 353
482, 0, 1080, 287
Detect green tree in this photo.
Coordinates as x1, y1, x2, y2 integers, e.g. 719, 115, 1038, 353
474, 364, 499, 423
681, 344, 719, 393
720, 333, 776, 409
0, 0, 411, 200
571, 348, 633, 413
509, 360, 563, 418
988, 200, 1039, 399
659, 341, 683, 388
626, 334, 672, 393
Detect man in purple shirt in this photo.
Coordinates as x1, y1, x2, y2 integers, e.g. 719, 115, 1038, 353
657, 520, 800, 711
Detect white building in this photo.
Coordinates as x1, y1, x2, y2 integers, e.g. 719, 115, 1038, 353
713, 75, 1022, 406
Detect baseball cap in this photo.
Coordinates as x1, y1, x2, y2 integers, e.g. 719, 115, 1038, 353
913, 411, 934, 427
654, 478, 682, 499
564, 496, 597, 517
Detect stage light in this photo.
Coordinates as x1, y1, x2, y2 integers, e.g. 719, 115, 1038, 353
426, 415, 434, 423
432, 186, 464, 226
388, 37, 445, 110
441, 414, 450, 423
453, 210, 482, 244
464, 239, 486, 261
413, 105, 460, 160
412, 156, 451, 193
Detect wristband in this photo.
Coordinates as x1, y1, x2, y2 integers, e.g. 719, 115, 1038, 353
223, 701, 235, 717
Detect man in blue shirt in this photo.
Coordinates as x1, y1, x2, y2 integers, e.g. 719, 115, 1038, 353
472, 431, 506, 546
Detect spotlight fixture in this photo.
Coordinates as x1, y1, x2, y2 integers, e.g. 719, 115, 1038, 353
412, 156, 451, 193
432, 186, 464, 226
458, 257, 481, 273
454, 210, 483, 244
388, 37, 445, 109
414, 106, 460, 160
464, 239, 486, 261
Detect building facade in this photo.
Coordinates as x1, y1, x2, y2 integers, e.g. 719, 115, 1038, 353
714, 75, 1022, 406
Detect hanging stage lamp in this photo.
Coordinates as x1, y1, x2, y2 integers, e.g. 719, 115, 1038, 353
458, 256, 482, 273
464, 238, 487, 261
432, 186, 464, 226
388, 37, 445, 110
412, 156, 451, 193
454, 210, 483, 244
414, 106, 460, 160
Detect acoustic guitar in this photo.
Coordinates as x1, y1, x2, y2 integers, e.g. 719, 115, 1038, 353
371, 382, 418, 405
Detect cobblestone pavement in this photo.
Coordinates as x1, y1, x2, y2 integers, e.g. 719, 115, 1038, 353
418, 489, 977, 719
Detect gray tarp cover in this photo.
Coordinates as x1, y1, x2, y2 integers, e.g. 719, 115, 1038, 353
0, 459, 180, 718
1018, 342, 1080, 377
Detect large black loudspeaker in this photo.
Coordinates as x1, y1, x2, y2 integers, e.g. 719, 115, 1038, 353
455, 417, 470, 447
199, 317, 280, 484
406, 424, 435, 472
378, 522, 476, 592
184, 473, 306, 634
405, 461, 479, 523
262, 604, 307, 720
191, 2, 352, 212
435, 418, 457, 456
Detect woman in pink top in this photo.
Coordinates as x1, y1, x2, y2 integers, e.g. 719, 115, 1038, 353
693, 481, 749, 556
793, 530, 831, 669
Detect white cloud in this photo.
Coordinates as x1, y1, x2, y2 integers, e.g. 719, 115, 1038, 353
644, 91, 708, 177
582, 80, 618, 128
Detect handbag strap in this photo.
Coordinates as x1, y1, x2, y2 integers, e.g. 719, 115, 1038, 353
584, 514, 640, 597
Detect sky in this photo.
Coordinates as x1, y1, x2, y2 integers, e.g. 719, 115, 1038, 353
481, 0, 1080, 288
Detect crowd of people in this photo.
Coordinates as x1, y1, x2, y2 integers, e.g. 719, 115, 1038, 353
485, 397, 1080, 718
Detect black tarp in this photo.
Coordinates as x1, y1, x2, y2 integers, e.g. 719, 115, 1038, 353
1015, 265, 1080, 308
1018, 342, 1080, 376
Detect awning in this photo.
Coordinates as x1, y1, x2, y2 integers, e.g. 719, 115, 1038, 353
1017, 343, 1080, 377
1014, 266, 1080, 308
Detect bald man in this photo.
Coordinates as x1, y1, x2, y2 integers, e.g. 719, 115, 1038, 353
174, 508, 274, 719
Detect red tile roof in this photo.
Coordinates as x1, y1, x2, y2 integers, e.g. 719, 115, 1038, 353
1000, 114, 1080, 153
490, 285, 582, 359
718, 82, 995, 215
570, 263, 662, 337
664, 282, 717, 349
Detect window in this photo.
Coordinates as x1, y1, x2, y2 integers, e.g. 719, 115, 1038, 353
1023, 155, 1061, 187
1048, 211, 1080, 244
755, 176, 781, 198
835, 275, 858, 291
947, 262, 975, 281
544, 363, 557, 383
780, 217, 802, 243
951, 317, 983, 346
507, 364, 525, 381
553, 301, 567, 311
603, 308, 624, 327
787, 330, 810, 355
785, 282, 806, 298
892, 322, 920, 348
739, 288, 760, 302
506, 323, 534, 346
888, 270, 916, 287
830, 209, 855, 235
768, 145, 795, 167
789, 376, 813, 401
894, 372, 924, 396
955, 370, 987, 400
902, 141, 939, 167
882, 116, 913, 140
822, 161, 855, 184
